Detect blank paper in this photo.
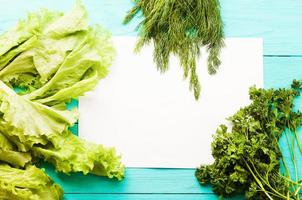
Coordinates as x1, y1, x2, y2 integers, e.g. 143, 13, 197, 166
79, 37, 263, 168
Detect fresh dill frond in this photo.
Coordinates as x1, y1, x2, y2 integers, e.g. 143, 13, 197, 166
124, 0, 224, 100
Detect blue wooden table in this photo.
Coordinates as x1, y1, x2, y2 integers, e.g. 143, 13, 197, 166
1, 0, 302, 199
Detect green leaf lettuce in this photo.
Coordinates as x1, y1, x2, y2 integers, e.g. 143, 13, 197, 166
0, 2, 124, 199
0, 81, 124, 180
0, 164, 63, 200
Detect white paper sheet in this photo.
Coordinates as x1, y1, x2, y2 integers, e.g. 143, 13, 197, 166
79, 37, 263, 168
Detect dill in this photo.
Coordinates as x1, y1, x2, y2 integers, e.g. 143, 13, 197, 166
124, 0, 224, 99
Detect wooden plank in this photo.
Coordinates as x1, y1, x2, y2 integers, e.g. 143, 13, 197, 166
221, 0, 302, 55
0, 0, 301, 55
264, 56, 302, 88
264, 57, 302, 118
44, 164, 207, 194
0, 1, 301, 198
64, 194, 244, 200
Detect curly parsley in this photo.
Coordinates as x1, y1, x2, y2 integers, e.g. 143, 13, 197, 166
196, 80, 302, 199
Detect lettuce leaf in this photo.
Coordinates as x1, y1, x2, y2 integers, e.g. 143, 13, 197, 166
0, 132, 13, 150
0, 36, 38, 71
25, 25, 114, 105
0, 9, 61, 57
0, 81, 78, 151
44, 1, 88, 38
0, 1, 115, 106
0, 51, 38, 86
0, 133, 61, 199
0, 132, 31, 167
0, 149, 31, 168
0, 2, 124, 199
33, 132, 124, 180
0, 81, 124, 179
0, 164, 63, 200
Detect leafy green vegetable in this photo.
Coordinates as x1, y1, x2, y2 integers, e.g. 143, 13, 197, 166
0, 2, 124, 199
196, 80, 302, 199
0, 72, 124, 180
0, 9, 61, 58
0, 132, 62, 199
0, 36, 38, 70
124, 0, 224, 100
25, 25, 113, 105
0, 81, 78, 151
0, 132, 31, 168
0, 2, 114, 106
0, 164, 63, 200
0, 150, 31, 168
32, 133, 124, 179
44, 1, 88, 38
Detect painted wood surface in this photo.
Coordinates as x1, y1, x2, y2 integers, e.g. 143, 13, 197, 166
0, 0, 301, 199
0, 0, 301, 55
63, 194, 243, 200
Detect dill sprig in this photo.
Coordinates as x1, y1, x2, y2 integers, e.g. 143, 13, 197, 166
124, 0, 224, 100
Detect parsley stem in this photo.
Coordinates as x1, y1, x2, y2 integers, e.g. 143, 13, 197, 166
294, 130, 302, 154
285, 128, 299, 192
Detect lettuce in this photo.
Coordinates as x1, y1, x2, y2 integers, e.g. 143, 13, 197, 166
0, 164, 63, 200
33, 133, 124, 180
44, 1, 88, 38
0, 81, 124, 179
0, 36, 38, 71
0, 132, 31, 168
0, 1, 114, 106
26, 25, 113, 105
0, 9, 61, 58
0, 81, 78, 151
0, 133, 62, 199
0, 2, 124, 199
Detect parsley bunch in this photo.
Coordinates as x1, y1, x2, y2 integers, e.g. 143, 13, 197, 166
196, 80, 302, 199
124, 0, 224, 100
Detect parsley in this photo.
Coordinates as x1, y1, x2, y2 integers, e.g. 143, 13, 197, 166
124, 0, 224, 100
196, 80, 302, 199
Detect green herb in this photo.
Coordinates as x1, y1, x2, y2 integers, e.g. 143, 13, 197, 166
124, 0, 224, 100
196, 80, 302, 199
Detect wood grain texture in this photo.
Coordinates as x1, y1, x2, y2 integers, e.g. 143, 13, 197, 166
0, 0, 301, 55
44, 164, 205, 194
0, 0, 301, 199
221, 0, 302, 55
63, 194, 243, 200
